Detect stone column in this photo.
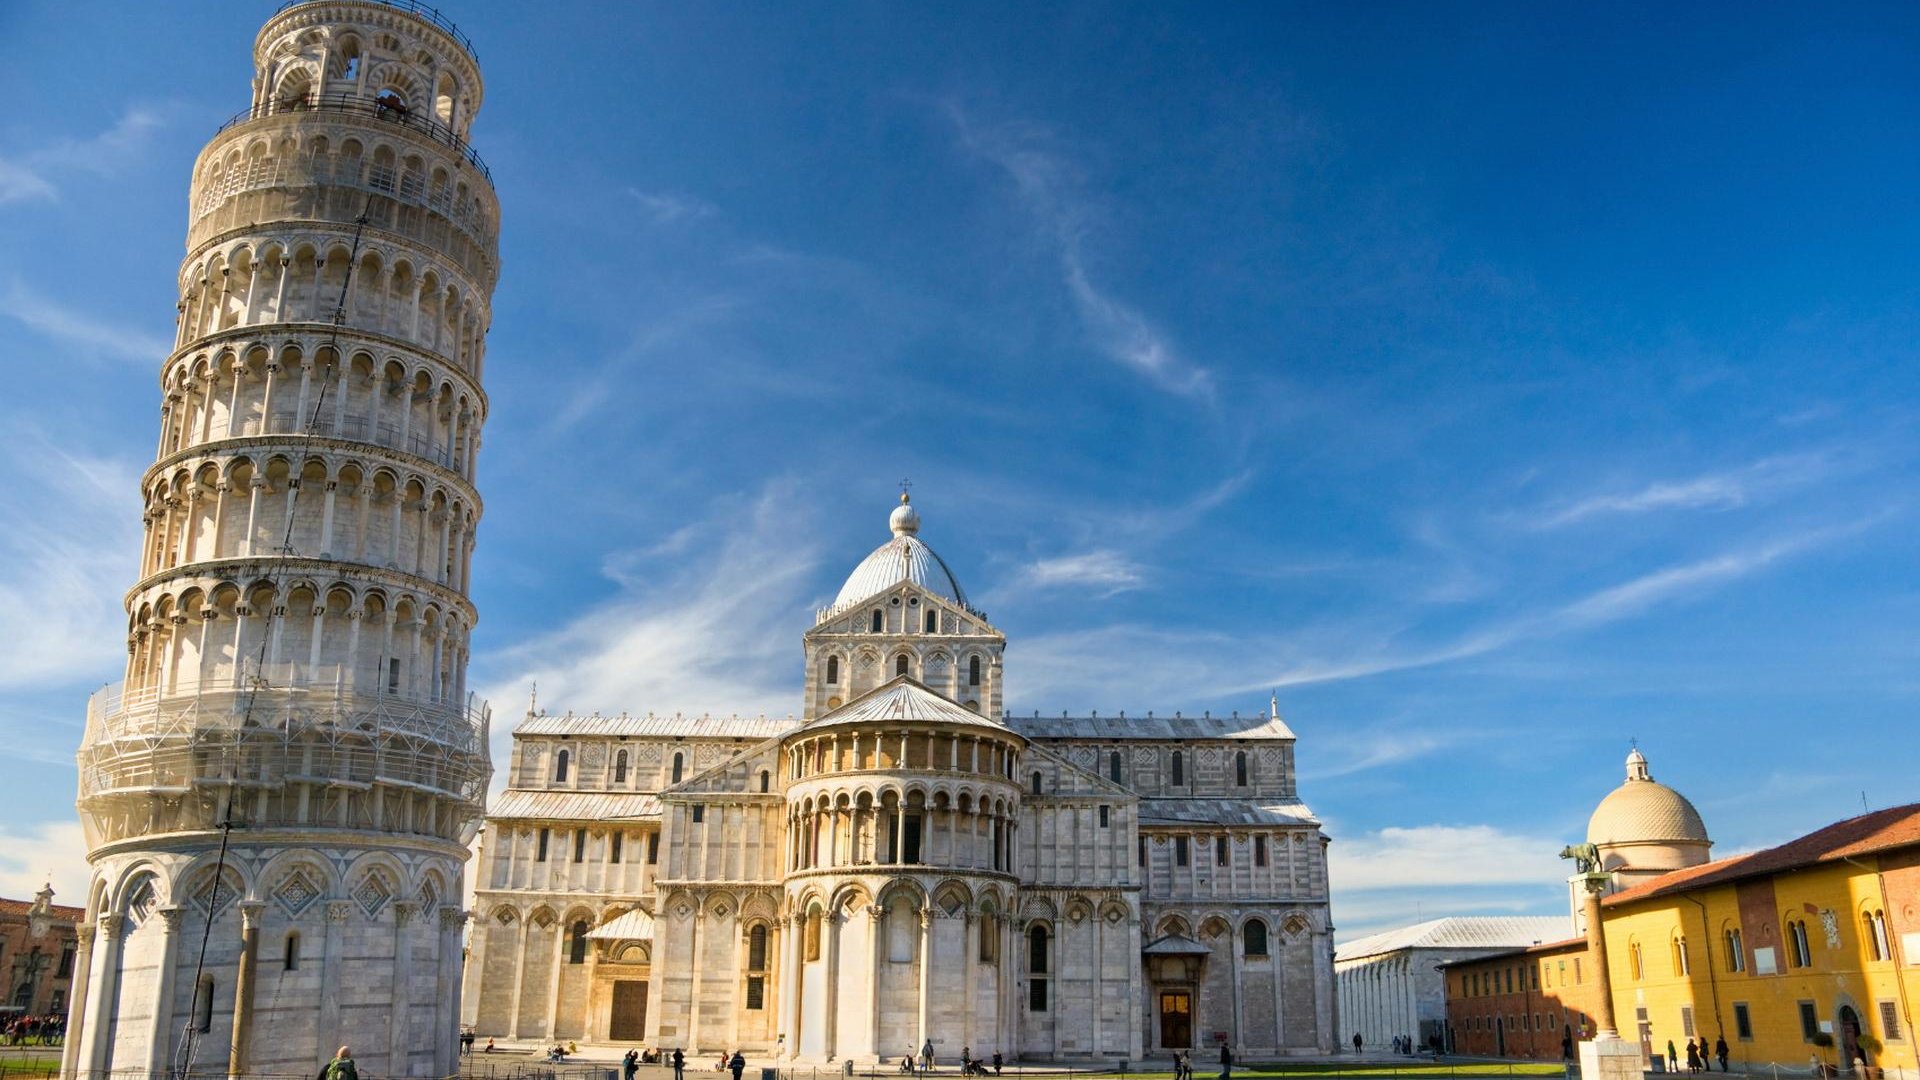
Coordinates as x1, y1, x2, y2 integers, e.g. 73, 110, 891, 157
229, 901, 264, 1079
543, 915, 566, 1040
963, 913, 977, 1058
85, 914, 125, 1076
868, 905, 887, 1059
146, 906, 185, 1075
1581, 878, 1616, 1036
438, 907, 469, 1074
320, 901, 353, 1050
59, 921, 96, 1080
778, 913, 802, 1060
916, 907, 932, 1052
822, 906, 841, 1060
390, 902, 419, 1077
686, 906, 704, 1052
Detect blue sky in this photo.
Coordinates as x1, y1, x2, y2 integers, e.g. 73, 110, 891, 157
1, 2, 1916, 937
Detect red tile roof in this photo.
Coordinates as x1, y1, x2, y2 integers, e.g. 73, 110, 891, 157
0, 897, 85, 922
1604, 802, 1920, 907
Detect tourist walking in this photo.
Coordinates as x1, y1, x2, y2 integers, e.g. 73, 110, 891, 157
1686, 1038, 1701, 1074
730, 1050, 746, 1080
1666, 1040, 1678, 1072
625, 1049, 641, 1080
673, 1047, 687, 1080
1219, 1042, 1233, 1080
1714, 1036, 1729, 1072
1352, 1033, 1363, 1055
992, 1051, 1003, 1076
320, 1046, 359, 1080
922, 1039, 935, 1072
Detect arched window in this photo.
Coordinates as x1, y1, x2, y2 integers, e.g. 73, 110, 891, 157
969, 656, 981, 686
1031, 771, 1044, 794
979, 913, 999, 961
871, 610, 883, 633
193, 976, 215, 1033
1723, 927, 1745, 972
759, 770, 771, 793
1171, 750, 1185, 786
1865, 909, 1891, 961
826, 656, 840, 685
1028, 925, 1050, 974
671, 752, 684, 784
553, 748, 569, 783
1672, 934, 1689, 975
1787, 920, 1812, 967
1109, 751, 1122, 783
748, 924, 769, 971
925, 609, 938, 633
283, 932, 300, 971
1244, 920, 1269, 957
613, 749, 629, 784
804, 907, 824, 961
1629, 941, 1644, 980
896, 654, 910, 677
1235, 751, 1249, 787
569, 920, 589, 965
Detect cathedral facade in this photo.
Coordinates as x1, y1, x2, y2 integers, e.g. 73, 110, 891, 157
466, 497, 1337, 1062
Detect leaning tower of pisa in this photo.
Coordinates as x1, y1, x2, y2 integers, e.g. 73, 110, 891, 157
65, 3, 499, 1077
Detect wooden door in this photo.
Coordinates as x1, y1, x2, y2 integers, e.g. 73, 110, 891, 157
610, 980, 648, 1041
1160, 991, 1192, 1050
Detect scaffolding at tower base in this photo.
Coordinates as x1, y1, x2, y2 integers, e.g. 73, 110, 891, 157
78, 668, 490, 851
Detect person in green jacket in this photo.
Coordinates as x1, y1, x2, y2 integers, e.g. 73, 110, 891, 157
320, 1046, 358, 1080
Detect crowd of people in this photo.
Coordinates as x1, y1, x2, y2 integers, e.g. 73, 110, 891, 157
1665, 1036, 1732, 1074
2, 1014, 65, 1045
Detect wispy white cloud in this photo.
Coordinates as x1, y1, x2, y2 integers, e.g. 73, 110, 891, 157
1328, 822, 1573, 940
474, 482, 822, 780
0, 819, 90, 907
625, 187, 719, 225
0, 107, 165, 205
1303, 729, 1464, 780
945, 104, 1214, 401
1016, 549, 1145, 595
1531, 453, 1836, 528
2, 278, 170, 363
1552, 522, 1870, 628
1007, 520, 1874, 709
0, 437, 141, 689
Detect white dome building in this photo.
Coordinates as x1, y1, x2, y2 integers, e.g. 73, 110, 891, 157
466, 494, 1341, 1062
1570, 746, 1713, 926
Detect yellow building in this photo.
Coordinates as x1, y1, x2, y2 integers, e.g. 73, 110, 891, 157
1596, 804, 1919, 1076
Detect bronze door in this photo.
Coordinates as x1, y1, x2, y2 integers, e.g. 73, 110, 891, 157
610, 980, 649, 1041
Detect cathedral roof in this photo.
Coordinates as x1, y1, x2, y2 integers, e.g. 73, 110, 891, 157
828, 494, 971, 615
1010, 712, 1296, 741
491, 789, 662, 821
1335, 916, 1574, 962
1137, 797, 1321, 827
1587, 746, 1710, 849
803, 676, 1005, 733
517, 712, 798, 739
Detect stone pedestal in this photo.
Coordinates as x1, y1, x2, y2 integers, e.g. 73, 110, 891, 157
1580, 1035, 1643, 1080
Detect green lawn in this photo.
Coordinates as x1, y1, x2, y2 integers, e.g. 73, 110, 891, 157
1091, 1066, 1565, 1079
0, 1049, 61, 1080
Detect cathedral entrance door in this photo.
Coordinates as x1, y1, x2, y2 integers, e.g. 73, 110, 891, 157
610, 980, 648, 1041
1159, 991, 1193, 1050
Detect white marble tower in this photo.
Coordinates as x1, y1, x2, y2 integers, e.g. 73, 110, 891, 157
66, 2, 498, 1076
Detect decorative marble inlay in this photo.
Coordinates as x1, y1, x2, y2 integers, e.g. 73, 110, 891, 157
352, 871, 393, 918
273, 868, 323, 917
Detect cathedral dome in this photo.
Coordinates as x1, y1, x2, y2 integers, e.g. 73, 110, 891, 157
829, 495, 968, 613
1587, 746, 1711, 874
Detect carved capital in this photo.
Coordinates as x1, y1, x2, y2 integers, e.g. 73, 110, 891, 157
157, 906, 185, 932
393, 901, 419, 926
439, 906, 469, 931
97, 913, 125, 939
75, 922, 96, 947
238, 901, 266, 931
